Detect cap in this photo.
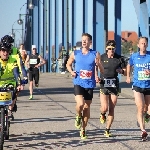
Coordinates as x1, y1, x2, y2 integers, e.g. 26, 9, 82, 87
32, 45, 37, 49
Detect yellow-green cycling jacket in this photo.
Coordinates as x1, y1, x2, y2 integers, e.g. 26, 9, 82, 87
0, 56, 22, 88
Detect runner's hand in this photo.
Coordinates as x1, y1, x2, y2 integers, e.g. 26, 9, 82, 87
34, 65, 39, 68
17, 85, 24, 91
116, 68, 123, 74
71, 71, 76, 77
126, 77, 131, 83
95, 76, 101, 83
144, 69, 150, 75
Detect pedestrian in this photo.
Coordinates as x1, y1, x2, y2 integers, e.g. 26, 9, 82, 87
44, 50, 49, 72
126, 37, 150, 141
25, 45, 46, 100
61, 46, 68, 74
99, 40, 126, 137
66, 33, 104, 139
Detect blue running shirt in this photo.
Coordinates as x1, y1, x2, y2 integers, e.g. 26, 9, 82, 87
73, 49, 97, 88
129, 51, 150, 88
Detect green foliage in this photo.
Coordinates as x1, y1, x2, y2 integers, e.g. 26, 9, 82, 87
121, 40, 138, 54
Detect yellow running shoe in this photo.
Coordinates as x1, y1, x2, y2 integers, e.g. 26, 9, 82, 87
29, 95, 33, 100
104, 129, 112, 137
80, 129, 87, 140
100, 114, 106, 124
144, 113, 150, 123
75, 115, 82, 129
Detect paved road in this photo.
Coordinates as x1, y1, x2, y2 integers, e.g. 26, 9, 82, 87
4, 73, 150, 150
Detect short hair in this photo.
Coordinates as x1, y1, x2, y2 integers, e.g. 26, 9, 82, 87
82, 33, 92, 41
106, 40, 116, 47
138, 37, 148, 43
73, 46, 76, 49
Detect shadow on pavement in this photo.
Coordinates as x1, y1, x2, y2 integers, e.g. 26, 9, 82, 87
4, 128, 145, 149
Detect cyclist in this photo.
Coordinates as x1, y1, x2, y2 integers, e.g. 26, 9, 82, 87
0, 42, 24, 119
1, 35, 28, 112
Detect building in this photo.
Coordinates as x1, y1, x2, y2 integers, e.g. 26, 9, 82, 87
108, 31, 138, 44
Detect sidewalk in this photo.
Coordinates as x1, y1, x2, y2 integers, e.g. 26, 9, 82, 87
4, 73, 149, 150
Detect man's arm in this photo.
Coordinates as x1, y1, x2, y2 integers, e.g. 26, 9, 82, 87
13, 66, 22, 85
19, 56, 28, 77
96, 52, 104, 74
66, 52, 75, 76
36, 55, 46, 68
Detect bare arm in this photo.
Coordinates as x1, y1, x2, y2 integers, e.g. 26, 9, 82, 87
96, 52, 104, 74
66, 52, 76, 76
25, 55, 29, 68
127, 64, 131, 78
38, 55, 46, 67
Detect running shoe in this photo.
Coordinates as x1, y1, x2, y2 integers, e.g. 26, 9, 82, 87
80, 129, 87, 140
35, 84, 39, 87
29, 95, 33, 100
141, 131, 148, 141
104, 129, 112, 137
75, 114, 82, 129
100, 114, 106, 124
144, 113, 150, 123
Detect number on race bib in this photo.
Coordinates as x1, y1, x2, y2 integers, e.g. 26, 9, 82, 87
138, 71, 150, 80
30, 59, 37, 64
80, 70, 92, 79
104, 78, 116, 87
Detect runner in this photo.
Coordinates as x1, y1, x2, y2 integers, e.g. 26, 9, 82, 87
126, 37, 150, 141
25, 45, 46, 100
99, 40, 126, 137
66, 33, 104, 139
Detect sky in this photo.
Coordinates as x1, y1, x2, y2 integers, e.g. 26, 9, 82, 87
0, 0, 138, 47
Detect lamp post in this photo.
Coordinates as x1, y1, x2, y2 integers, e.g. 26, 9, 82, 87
17, 14, 30, 43
29, 0, 48, 72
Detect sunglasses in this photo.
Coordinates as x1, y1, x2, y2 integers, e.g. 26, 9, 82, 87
107, 48, 115, 50
32, 48, 36, 50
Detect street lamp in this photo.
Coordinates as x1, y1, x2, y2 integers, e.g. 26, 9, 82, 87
17, 14, 29, 43
28, 0, 34, 9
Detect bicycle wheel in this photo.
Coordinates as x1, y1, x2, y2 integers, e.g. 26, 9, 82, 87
0, 107, 5, 150
4, 110, 9, 140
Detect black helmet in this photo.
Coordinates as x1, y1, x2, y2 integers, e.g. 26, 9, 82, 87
106, 40, 116, 47
1, 35, 14, 44
0, 42, 12, 51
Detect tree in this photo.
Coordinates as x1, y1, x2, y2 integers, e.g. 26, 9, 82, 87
121, 40, 137, 55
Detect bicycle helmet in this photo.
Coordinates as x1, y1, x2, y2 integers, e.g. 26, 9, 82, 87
0, 42, 12, 51
1, 35, 14, 44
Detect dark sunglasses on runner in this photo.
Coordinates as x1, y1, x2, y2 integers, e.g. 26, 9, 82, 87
107, 48, 115, 50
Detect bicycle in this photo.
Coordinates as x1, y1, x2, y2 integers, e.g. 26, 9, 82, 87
0, 84, 14, 150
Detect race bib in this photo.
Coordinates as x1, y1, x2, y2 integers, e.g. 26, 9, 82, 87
30, 59, 37, 64
104, 78, 116, 87
80, 70, 92, 79
138, 71, 150, 80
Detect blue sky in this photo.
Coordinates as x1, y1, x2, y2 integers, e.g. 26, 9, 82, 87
0, 0, 138, 47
